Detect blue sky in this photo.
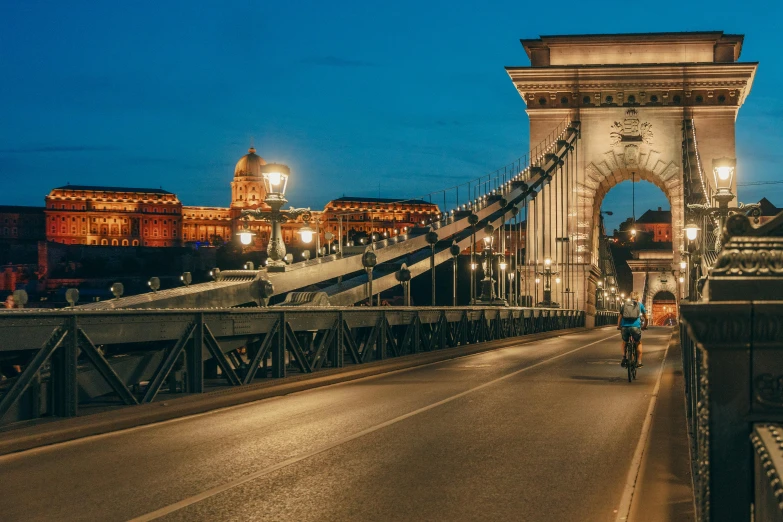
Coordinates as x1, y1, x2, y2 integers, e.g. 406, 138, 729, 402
2, 1, 781, 232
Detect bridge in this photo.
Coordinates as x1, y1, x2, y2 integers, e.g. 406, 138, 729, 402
0, 31, 779, 522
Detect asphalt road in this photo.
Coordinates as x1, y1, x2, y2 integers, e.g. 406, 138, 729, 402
0, 326, 673, 522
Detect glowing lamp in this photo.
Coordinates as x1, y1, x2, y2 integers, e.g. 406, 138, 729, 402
684, 221, 701, 242
297, 225, 314, 244
535, 277, 541, 284
544, 258, 552, 267
240, 231, 253, 245
680, 260, 687, 270
712, 157, 736, 192
499, 258, 507, 271
261, 163, 290, 196
555, 276, 561, 284
679, 276, 685, 283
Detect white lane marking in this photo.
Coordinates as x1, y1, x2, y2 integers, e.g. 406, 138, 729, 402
130, 333, 618, 521
0, 331, 577, 463
614, 331, 672, 522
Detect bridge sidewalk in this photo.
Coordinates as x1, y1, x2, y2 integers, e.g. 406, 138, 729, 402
627, 332, 695, 521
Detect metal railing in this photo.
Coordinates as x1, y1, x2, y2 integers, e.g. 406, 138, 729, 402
594, 311, 620, 326
0, 306, 585, 427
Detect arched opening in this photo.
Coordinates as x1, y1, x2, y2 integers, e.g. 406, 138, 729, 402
599, 179, 672, 297
651, 290, 678, 326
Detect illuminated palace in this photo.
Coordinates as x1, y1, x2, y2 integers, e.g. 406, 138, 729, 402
35, 147, 440, 250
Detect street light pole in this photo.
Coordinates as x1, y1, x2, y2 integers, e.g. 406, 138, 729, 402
426, 230, 439, 306
450, 241, 461, 307
241, 164, 313, 271
683, 157, 760, 300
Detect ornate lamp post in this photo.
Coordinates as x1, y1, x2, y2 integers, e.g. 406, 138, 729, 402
536, 257, 560, 307
472, 224, 506, 305
687, 158, 760, 251
241, 163, 312, 272
450, 241, 461, 307
595, 281, 606, 310
682, 157, 761, 299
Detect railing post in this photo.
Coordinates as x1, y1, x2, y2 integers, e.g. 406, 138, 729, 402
272, 311, 286, 378
187, 312, 204, 393
377, 311, 387, 360
680, 302, 752, 522
333, 311, 344, 369
51, 314, 78, 418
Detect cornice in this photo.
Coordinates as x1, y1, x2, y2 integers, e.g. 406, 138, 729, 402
507, 62, 757, 106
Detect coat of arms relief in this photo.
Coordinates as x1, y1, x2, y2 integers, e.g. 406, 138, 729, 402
609, 109, 653, 167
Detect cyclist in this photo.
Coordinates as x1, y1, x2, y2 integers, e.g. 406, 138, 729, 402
617, 291, 648, 368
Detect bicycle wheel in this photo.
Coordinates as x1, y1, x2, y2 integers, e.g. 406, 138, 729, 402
631, 342, 638, 380
626, 343, 632, 383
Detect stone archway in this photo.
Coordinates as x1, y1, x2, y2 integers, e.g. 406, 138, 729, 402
650, 290, 678, 326
577, 108, 685, 267
507, 32, 756, 322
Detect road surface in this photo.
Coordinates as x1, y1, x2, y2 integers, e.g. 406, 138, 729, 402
0, 326, 673, 521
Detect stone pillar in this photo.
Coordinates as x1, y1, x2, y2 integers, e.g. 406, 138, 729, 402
680, 217, 783, 522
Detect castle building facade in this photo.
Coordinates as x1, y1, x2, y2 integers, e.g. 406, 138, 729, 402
10, 147, 439, 252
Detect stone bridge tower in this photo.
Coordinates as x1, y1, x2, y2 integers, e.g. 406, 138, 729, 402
507, 32, 757, 325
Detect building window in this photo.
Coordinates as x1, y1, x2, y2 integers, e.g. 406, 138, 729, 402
111, 239, 118, 246
132, 240, 139, 246
101, 239, 108, 245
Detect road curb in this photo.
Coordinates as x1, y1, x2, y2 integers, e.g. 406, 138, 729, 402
0, 326, 602, 456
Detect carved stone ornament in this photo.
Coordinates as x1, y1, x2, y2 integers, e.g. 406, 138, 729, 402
755, 374, 783, 408
609, 109, 653, 146
711, 237, 783, 277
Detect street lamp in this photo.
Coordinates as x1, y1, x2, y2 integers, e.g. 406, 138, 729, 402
298, 224, 314, 244
683, 220, 701, 242
450, 241, 461, 307
712, 157, 736, 203
536, 257, 560, 307
242, 163, 311, 272
472, 224, 505, 305
236, 217, 256, 246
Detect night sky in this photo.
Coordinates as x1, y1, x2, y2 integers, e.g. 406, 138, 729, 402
2, 1, 781, 233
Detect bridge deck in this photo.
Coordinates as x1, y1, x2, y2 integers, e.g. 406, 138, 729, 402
0, 326, 689, 521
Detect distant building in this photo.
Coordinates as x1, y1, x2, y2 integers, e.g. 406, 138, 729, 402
3, 147, 440, 254
321, 197, 440, 245
0, 206, 45, 243
634, 207, 672, 242
756, 197, 780, 225
44, 186, 182, 247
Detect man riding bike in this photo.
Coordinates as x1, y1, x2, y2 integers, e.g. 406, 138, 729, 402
617, 291, 648, 368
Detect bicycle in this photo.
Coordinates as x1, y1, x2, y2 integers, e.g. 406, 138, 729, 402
624, 336, 638, 383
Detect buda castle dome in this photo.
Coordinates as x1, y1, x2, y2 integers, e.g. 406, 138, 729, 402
234, 147, 266, 178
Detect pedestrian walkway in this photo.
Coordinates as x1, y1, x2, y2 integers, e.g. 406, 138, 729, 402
627, 333, 695, 521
